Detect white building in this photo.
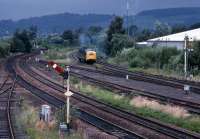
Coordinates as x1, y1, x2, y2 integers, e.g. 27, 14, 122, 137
137, 28, 200, 49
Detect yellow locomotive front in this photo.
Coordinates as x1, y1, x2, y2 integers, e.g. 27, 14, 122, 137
85, 50, 97, 63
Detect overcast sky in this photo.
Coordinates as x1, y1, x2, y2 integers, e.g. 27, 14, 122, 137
0, 0, 200, 20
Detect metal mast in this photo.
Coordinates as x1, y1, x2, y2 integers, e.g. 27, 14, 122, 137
126, 0, 130, 36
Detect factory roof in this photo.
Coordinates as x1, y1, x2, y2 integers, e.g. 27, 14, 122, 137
149, 28, 200, 42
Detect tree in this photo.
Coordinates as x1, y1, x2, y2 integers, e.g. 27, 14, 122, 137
0, 42, 10, 58
62, 30, 79, 45
105, 16, 125, 55
136, 29, 152, 42
153, 21, 171, 37
190, 22, 200, 30
110, 34, 134, 56
129, 25, 138, 37
171, 24, 187, 34
28, 25, 38, 40
10, 29, 32, 53
190, 41, 200, 70
159, 47, 180, 68
62, 30, 73, 44
86, 26, 102, 44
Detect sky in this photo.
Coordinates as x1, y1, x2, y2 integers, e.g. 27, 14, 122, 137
0, 0, 200, 20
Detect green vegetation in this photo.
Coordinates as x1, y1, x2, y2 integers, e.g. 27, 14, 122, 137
109, 39, 200, 77
104, 16, 127, 56
0, 40, 10, 58
40, 29, 80, 49
10, 26, 37, 53
71, 77, 200, 133
86, 26, 102, 45
62, 30, 79, 46
16, 101, 83, 139
190, 41, 200, 73
42, 47, 76, 65
110, 47, 183, 74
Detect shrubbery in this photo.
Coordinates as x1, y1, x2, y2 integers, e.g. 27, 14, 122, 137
110, 34, 134, 56
115, 47, 182, 70
0, 41, 10, 58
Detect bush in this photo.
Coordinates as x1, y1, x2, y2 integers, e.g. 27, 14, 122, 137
190, 41, 200, 70
116, 46, 182, 71
110, 34, 134, 56
0, 41, 10, 58
160, 47, 180, 67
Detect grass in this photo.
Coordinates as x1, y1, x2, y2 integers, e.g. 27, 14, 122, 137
129, 67, 185, 78
43, 46, 75, 61
16, 100, 83, 139
42, 46, 77, 65
130, 96, 190, 118
109, 57, 200, 82
71, 76, 200, 133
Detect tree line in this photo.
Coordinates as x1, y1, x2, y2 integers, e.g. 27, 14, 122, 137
104, 16, 200, 74
10, 26, 37, 53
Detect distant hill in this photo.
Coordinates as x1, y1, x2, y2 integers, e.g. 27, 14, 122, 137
134, 7, 200, 28
0, 13, 113, 36
1, 7, 200, 36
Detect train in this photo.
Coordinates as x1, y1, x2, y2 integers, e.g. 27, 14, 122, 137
78, 47, 97, 63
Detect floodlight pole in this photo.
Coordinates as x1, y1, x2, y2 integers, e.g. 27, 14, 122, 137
184, 36, 189, 78
126, 0, 130, 37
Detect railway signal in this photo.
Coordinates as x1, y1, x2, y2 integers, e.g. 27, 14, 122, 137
52, 63, 64, 74
63, 70, 69, 80
64, 66, 73, 130
48, 62, 73, 131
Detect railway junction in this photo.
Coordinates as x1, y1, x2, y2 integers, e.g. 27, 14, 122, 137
0, 51, 199, 139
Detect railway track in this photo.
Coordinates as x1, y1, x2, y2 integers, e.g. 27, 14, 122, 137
0, 76, 9, 90
97, 61, 200, 95
65, 52, 200, 114
0, 77, 16, 139
7, 55, 148, 139
18, 54, 200, 138
71, 51, 200, 95
41, 58, 200, 115
67, 65, 200, 114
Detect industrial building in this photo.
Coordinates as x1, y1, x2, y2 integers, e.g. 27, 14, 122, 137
137, 28, 200, 49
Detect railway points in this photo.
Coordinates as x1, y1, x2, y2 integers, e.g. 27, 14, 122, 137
6, 53, 200, 139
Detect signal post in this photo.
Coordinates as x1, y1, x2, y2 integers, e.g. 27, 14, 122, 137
64, 66, 73, 130
49, 62, 73, 133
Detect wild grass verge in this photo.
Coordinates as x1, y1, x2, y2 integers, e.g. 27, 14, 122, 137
71, 76, 200, 133
16, 100, 83, 139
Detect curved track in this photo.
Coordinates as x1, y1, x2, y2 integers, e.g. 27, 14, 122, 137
69, 65, 200, 114
7, 54, 147, 139
19, 53, 200, 139
60, 53, 200, 114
